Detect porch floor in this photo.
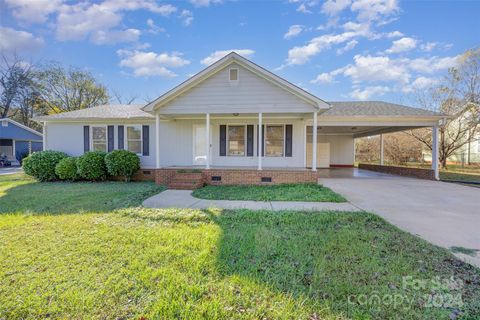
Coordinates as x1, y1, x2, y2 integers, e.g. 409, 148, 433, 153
163, 165, 314, 171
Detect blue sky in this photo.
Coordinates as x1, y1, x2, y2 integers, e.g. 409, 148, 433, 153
1, 0, 478, 105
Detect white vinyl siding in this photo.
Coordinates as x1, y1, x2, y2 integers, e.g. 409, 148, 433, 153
159, 63, 317, 114
45, 122, 156, 168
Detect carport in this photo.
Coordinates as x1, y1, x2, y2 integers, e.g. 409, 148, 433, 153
311, 101, 446, 180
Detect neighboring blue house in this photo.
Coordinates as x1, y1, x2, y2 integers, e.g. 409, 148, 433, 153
0, 118, 43, 164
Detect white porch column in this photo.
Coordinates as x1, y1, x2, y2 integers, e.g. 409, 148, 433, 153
42, 122, 47, 151
258, 112, 262, 170
432, 125, 439, 180
312, 112, 318, 171
155, 113, 160, 168
205, 113, 210, 169
380, 134, 384, 165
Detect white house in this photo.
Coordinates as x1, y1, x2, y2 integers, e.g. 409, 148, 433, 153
34, 52, 445, 186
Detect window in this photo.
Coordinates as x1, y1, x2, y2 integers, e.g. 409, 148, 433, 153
229, 68, 238, 81
1, 120, 7, 127
227, 125, 245, 156
126, 125, 142, 154
91, 126, 107, 151
265, 125, 284, 157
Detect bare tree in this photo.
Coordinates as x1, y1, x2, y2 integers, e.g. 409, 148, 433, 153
408, 48, 480, 168
0, 53, 34, 118
34, 62, 109, 114
110, 90, 139, 105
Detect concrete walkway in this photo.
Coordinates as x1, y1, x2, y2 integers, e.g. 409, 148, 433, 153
322, 173, 480, 267
143, 190, 360, 212
0, 166, 22, 175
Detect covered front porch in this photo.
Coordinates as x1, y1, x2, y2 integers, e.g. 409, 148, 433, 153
153, 111, 443, 182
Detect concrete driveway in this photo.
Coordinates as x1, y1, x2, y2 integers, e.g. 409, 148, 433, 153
0, 166, 23, 175
321, 169, 480, 267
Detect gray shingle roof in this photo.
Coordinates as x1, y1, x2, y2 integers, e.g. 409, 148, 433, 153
324, 101, 442, 117
34, 104, 154, 121
33, 101, 443, 121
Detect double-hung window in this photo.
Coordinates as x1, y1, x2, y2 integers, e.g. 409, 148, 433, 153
265, 125, 284, 157
227, 125, 245, 156
126, 125, 142, 155
91, 126, 107, 152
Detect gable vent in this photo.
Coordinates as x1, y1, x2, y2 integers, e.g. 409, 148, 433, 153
229, 68, 238, 81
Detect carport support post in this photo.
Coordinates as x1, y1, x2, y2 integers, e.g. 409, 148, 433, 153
205, 113, 210, 169
258, 112, 262, 170
432, 125, 439, 180
155, 113, 161, 168
380, 134, 384, 165
312, 112, 318, 171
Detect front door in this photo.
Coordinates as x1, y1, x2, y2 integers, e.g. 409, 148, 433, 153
193, 124, 211, 165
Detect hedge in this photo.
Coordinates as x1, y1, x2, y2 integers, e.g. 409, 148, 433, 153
22, 150, 68, 181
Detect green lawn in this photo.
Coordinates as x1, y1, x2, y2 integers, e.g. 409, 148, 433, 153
1, 175, 479, 319
192, 183, 347, 202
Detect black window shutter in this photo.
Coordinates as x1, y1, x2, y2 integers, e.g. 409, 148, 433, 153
246, 125, 254, 156
256, 125, 265, 156
219, 125, 226, 156
285, 124, 293, 157
118, 125, 124, 150
142, 125, 149, 156
107, 125, 114, 152
83, 126, 90, 153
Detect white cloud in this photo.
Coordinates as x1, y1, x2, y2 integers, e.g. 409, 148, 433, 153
189, 0, 222, 7
0, 27, 44, 53
350, 86, 390, 100
180, 10, 194, 26
296, 3, 312, 13
386, 30, 403, 38
407, 55, 459, 73
337, 39, 358, 54
117, 50, 190, 77
284, 25, 304, 39
311, 73, 335, 84
4, 0, 62, 24
402, 76, 439, 92
146, 18, 166, 34
54, 0, 176, 43
386, 37, 417, 54
351, 0, 399, 22
201, 49, 255, 65
286, 30, 363, 65
91, 29, 141, 45
420, 42, 437, 52
321, 0, 351, 15
343, 54, 410, 83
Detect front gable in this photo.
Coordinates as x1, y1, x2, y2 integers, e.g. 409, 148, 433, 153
143, 52, 329, 115
160, 62, 318, 114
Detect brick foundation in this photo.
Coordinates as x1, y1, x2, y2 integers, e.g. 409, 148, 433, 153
358, 163, 436, 180
155, 168, 319, 186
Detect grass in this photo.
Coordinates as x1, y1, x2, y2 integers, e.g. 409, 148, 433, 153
1, 175, 479, 319
0, 173, 166, 214
192, 183, 347, 202
451, 246, 480, 256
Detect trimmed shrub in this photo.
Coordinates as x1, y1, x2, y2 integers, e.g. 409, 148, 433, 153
22, 150, 68, 181
105, 150, 140, 182
55, 157, 79, 181
77, 151, 108, 181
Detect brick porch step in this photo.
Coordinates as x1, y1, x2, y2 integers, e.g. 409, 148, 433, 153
168, 172, 204, 190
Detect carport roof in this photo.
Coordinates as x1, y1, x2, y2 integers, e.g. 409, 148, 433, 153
323, 101, 443, 117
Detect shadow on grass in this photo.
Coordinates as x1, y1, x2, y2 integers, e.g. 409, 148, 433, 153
119, 208, 480, 319
0, 174, 166, 214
